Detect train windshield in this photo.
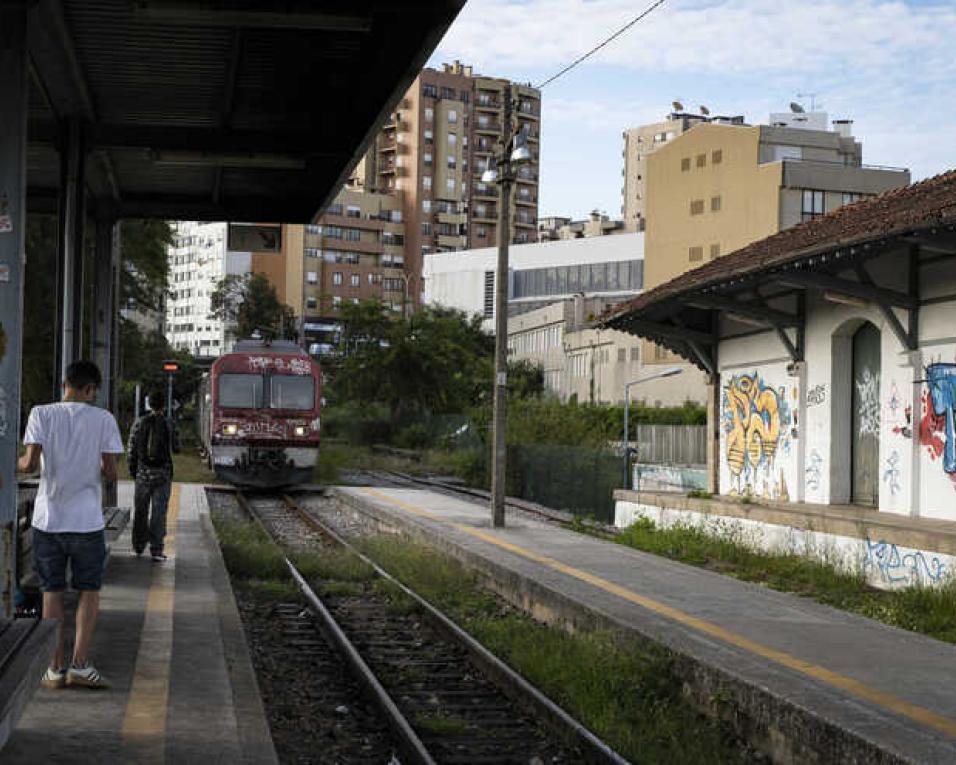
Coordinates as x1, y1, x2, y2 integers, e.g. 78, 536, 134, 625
270, 375, 315, 410
218, 373, 264, 408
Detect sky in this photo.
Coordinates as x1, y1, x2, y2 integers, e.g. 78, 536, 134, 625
428, 0, 956, 220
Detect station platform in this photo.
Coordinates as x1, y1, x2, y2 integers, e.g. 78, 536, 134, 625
3, 482, 277, 764
335, 486, 956, 764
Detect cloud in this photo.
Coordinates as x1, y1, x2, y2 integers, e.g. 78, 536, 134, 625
436, 0, 956, 80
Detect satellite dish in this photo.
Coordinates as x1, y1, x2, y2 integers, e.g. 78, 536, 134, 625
790, 101, 805, 113
672, 100, 684, 112
699, 105, 710, 116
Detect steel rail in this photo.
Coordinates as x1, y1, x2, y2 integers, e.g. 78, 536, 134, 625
233, 490, 436, 765
280, 493, 631, 765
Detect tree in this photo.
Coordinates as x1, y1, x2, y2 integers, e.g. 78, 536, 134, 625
330, 300, 494, 424
209, 272, 297, 342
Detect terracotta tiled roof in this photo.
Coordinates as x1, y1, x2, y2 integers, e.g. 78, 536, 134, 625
603, 168, 956, 324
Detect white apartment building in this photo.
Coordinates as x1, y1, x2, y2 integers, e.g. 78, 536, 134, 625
165, 221, 250, 356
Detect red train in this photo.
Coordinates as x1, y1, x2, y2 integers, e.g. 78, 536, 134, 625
198, 339, 321, 488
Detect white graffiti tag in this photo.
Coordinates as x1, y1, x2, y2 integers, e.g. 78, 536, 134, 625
855, 368, 881, 436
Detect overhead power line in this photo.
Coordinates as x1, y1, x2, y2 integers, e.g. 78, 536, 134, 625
536, 0, 667, 89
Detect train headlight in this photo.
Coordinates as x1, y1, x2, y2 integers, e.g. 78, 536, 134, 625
222, 423, 239, 436
293, 425, 308, 437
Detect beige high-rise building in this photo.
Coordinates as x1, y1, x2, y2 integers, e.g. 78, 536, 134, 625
640, 113, 910, 362
355, 61, 541, 306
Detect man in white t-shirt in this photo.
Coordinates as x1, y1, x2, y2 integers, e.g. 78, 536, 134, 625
17, 360, 124, 690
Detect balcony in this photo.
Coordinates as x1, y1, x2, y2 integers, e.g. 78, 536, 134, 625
515, 195, 537, 207
472, 207, 496, 223
475, 120, 501, 135
437, 233, 464, 248
476, 98, 501, 112
379, 138, 397, 153
472, 185, 498, 200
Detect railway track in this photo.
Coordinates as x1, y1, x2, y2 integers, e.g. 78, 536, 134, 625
349, 469, 616, 533
232, 489, 629, 765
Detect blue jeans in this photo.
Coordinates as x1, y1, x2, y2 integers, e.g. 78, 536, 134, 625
33, 529, 107, 591
133, 479, 171, 554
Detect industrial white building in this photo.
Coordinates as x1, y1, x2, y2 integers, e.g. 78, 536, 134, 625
422, 233, 645, 329
424, 233, 707, 405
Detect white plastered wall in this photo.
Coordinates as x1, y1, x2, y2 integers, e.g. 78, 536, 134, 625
715, 250, 956, 518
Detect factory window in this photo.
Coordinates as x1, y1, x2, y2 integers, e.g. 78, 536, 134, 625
710, 243, 721, 259
332, 272, 343, 286
681, 157, 690, 172
801, 189, 825, 222
712, 149, 723, 164
689, 246, 704, 262
690, 199, 704, 215
711, 195, 722, 212
696, 153, 706, 168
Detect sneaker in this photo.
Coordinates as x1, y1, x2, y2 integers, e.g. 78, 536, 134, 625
151, 552, 168, 562
41, 667, 66, 689
66, 663, 111, 689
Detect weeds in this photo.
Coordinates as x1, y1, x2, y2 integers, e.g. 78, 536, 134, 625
358, 535, 756, 763
617, 516, 956, 644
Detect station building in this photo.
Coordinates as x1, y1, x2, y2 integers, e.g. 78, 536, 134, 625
604, 170, 956, 556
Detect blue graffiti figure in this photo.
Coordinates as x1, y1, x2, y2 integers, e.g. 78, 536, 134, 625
927, 363, 956, 474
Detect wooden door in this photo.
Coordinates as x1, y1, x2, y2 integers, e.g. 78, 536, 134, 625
851, 323, 881, 506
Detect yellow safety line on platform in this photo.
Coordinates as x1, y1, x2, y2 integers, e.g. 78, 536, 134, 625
121, 483, 180, 759
359, 487, 956, 740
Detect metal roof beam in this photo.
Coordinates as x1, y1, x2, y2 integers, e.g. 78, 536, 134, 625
88, 124, 343, 157
775, 271, 915, 309
131, 2, 373, 32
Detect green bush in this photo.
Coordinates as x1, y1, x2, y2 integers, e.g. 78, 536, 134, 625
321, 401, 393, 445
394, 422, 432, 450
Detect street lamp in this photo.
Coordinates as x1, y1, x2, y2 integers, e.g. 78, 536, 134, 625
485, 100, 533, 528
623, 366, 683, 490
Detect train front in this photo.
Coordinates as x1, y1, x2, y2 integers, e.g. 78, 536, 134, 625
208, 348, 321, 488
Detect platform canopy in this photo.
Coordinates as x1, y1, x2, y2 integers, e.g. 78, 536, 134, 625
25, 0, 465, 223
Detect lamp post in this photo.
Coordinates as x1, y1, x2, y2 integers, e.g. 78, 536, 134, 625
623, 367, 683, 490
483, 96, 533, 528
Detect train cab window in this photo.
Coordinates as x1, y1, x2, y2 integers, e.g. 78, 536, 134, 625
270, 375, 315, 410
218, 373, 264, 408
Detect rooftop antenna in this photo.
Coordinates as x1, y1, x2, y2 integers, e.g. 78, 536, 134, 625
797, 92, 820, 111
672, 100, 684, 112
699, 105, 710, 116
789, 101, 805, 113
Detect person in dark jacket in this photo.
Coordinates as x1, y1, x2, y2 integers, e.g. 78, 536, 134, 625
127, 389, 180, 561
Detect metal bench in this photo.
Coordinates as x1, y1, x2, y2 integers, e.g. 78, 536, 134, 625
0, 617, 57, 752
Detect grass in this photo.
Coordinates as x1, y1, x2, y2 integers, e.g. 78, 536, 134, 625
357, 536, 756, 763
616, 516, 956, 645
413, 714, 470, 736
314, 440, 479, 486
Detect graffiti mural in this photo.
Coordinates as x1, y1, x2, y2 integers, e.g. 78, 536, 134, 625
855, 368, 881, 437
805, 449, 823, 493
863, 538, 947, 586
886, 381, 912, 439
921, 362, 956, 489
722, 372, 792, 499
806, 384, 827, 407
882, 450, 902, 497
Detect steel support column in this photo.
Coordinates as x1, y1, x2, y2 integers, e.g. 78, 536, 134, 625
54, 117, 86, 393
91, 216, 119, 409
0, 0, 30, 618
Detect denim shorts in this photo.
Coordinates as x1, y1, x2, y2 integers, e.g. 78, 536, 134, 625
32, 529, 107, 592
